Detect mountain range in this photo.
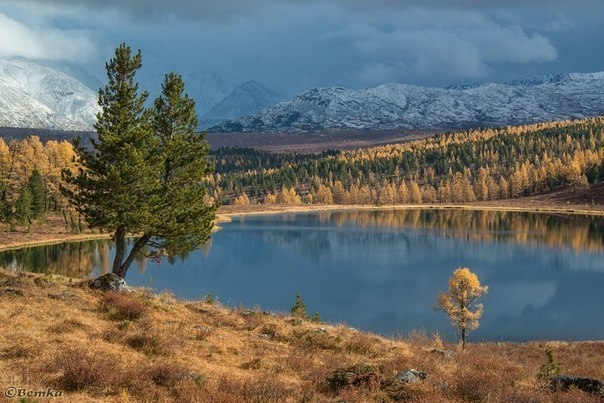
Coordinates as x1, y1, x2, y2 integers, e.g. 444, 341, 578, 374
209, 72, 604, 133
0, 58, 280, 132
1, 57, 603, 135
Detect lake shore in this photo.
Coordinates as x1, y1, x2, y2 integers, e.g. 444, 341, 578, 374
216, 200, 604, 221
1, 195, 603, 252
0, 268, 602, 402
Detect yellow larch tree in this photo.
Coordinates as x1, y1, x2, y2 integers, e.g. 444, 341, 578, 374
436, 267, 488, 349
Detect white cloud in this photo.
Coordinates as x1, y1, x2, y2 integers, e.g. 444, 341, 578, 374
0, 13, 95, 62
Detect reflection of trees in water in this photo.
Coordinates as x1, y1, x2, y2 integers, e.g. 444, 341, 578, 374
0, 239, 113, 278
260, 228, 411, 262
258, 210, 603, 262
0, 237, 210, 278
319, 209, 604, 253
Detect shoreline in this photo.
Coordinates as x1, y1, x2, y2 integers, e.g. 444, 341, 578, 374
216, 201, 604, 220
0, 202, 602, 252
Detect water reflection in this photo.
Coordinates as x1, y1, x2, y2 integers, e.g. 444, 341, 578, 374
0, 238, 152, 279
2, 208, 604, 341
321, 209, 604, 253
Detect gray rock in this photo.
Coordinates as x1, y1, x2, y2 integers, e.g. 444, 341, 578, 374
89, 273, 130, 292
395, 369, 428, 384
551, 375, 604, 395
431, 348, 453, 358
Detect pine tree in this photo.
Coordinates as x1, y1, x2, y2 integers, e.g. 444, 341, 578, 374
149, 72, 216, 259
27, 169, 45, 219
290, 292, 307, 318
15, 184, 32, 226
63, 44, 216, 279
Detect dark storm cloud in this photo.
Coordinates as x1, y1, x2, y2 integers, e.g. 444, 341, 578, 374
2, 0, 602, 21
0, 0, 602, 94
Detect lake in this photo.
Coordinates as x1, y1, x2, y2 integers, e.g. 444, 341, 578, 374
2, 208, 604, 342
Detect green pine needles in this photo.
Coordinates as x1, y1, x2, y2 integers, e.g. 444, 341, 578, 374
62, 43, 216, 279
290, 292, 322, 323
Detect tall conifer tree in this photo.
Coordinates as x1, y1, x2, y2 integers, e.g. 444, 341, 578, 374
149, 73, 216, 257
63, 44, 216, 279
27, 169, 45, 219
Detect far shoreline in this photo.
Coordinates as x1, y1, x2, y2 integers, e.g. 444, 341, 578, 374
216, 202, 604, 221
1, 200, 603, 253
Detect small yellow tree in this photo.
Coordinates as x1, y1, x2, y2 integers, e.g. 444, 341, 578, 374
436, 267, 488, 349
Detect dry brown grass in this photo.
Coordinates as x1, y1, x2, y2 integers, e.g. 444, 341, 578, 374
100, 291, 150, 321
0, 268, 602, 402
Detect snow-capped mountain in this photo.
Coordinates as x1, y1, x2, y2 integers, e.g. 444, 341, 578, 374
139, 69, 234, 129
137, 71, 280, 129
0, 58, 100, 131
201, 80, 281, 128
209, 72, 604, 133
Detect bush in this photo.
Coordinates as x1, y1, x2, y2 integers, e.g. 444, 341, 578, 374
145, 360, 196, 388
325, 364, 379, 394
54, 348, 117, 392
101, 292, 148, 321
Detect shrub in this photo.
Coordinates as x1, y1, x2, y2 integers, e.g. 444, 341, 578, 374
325, 364, 379, 394
54, 348, 117, 392
145, 360, 195, 388
101, 292, 148, 321
344, 332, 381, 356
537, 348, 561, 383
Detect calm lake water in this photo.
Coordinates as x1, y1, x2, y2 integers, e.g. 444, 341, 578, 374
3, 208, 604, 342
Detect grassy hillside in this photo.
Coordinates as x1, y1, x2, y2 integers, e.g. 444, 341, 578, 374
0, 269, 602, 402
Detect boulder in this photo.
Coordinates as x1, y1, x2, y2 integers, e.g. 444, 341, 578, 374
89, 273, 130, 292
395, 369, 428, 384
550, 375, 604, 395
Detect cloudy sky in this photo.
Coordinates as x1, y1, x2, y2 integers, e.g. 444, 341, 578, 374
0, 0, 603, 97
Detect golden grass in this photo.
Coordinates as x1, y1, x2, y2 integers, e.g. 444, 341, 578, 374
0, 269, 602, 402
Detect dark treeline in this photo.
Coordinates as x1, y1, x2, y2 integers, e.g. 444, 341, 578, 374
206, 117, 604, 206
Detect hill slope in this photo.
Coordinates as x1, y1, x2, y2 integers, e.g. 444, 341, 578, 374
0, 269, 602, 401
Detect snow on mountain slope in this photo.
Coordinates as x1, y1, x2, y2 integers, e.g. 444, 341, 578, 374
209, 72, 604, 133
201, 80, 281, 128
0, 58, 100, 131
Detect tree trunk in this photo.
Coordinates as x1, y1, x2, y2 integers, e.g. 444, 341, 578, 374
461, 327, 466, 350
112, 226, 126, 277
118, 233, 151, 278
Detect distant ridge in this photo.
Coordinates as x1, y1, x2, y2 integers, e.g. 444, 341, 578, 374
209, 71, 604, 134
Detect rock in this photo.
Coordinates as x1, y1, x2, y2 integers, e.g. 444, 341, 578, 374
89, 273, 130, 292
550, 375, 604, 395
431, 348, 453, 358
314, 327, 327, 334
395, 369, 428, 384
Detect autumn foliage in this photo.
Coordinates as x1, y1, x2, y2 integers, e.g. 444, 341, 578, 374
207, 117, 604, 206
436, 267, 488, 349
0, 136, 78, 228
